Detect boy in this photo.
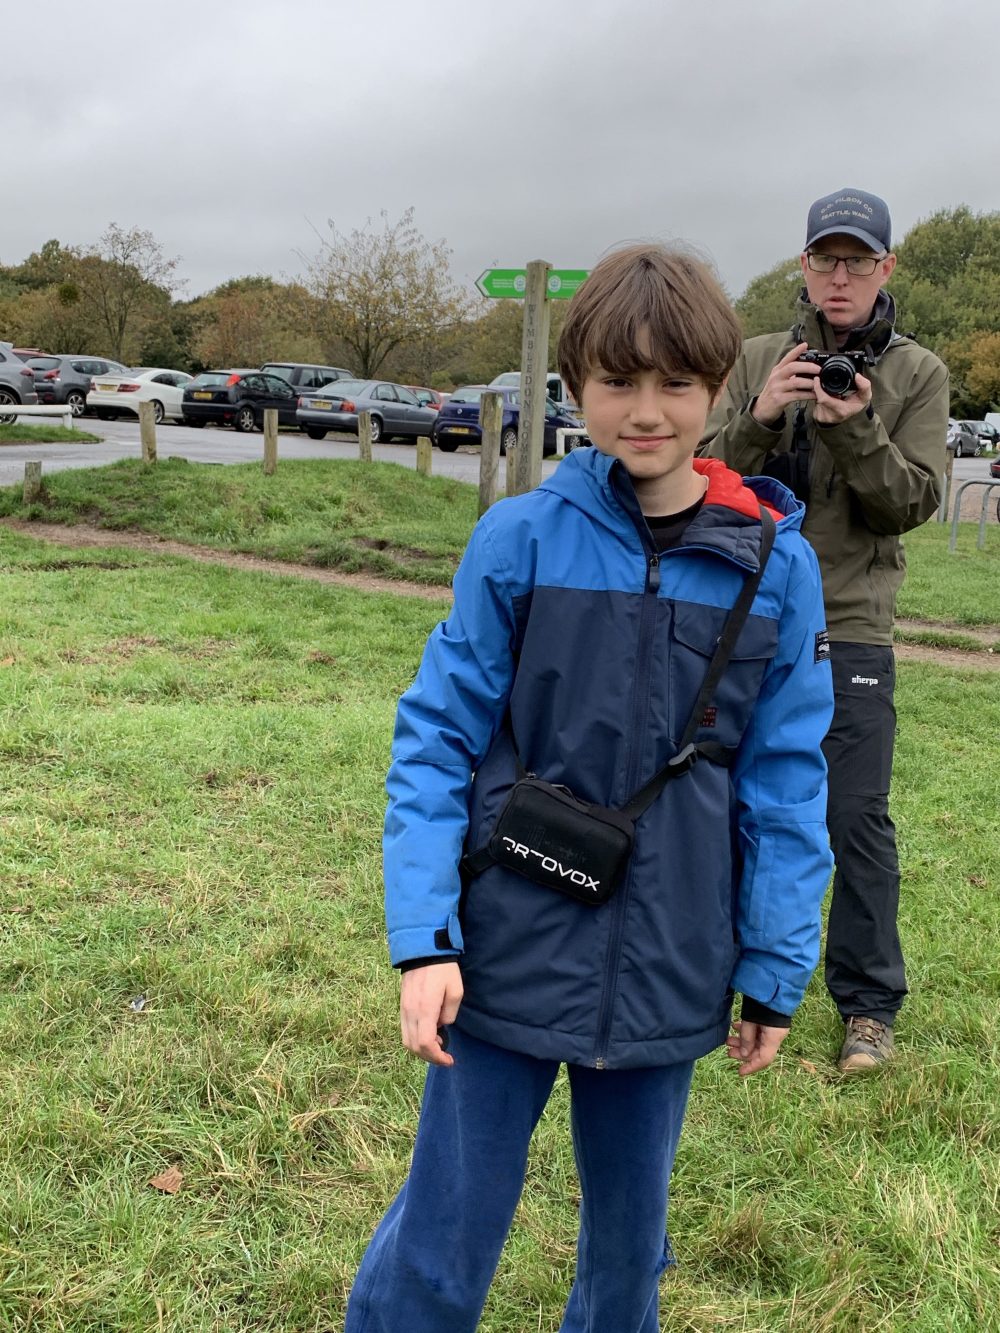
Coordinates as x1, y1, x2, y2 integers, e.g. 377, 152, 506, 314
345, 245, 834, 1332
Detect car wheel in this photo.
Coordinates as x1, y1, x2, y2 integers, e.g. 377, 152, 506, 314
151, 399, 165, 426
0, 388, 18, 425
67, 391, 86, 416
183, 417, 205, 428
234, 405, 256, 433
95, 410, 112, 421
437, 437, 458, 453
306, 426, 328, 440
368, 414, 383, 443
954, 441, 963, 458
500, 426, 518, 456
973, 442, 982, 457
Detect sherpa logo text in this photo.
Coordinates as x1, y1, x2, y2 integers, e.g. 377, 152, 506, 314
501, 837, 600, 892
852, 675, 879, 686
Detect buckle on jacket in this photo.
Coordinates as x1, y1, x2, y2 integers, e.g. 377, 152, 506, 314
667, 743, 698, 775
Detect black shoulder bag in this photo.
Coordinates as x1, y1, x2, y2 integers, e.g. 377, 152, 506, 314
461, 510, 776, 906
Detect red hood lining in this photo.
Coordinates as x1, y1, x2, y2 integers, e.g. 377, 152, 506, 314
693, 457, 783, 522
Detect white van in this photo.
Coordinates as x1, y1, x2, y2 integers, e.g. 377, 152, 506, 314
489, 370, 582, 419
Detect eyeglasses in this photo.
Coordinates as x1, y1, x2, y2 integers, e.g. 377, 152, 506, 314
806, 252, 887, 276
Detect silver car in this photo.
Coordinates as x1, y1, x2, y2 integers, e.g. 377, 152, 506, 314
0, 341, 39, 423
296, 378, 437, 442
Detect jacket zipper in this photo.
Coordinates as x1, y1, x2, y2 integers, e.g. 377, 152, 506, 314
592, 545, 659, 1068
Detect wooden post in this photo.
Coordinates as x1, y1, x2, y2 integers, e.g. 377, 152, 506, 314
358, 410, 373, 462
416, 435, 432, 476
478, 391, 503, 515
938, 452, 954, 523
138, 400, 157, 464
263, 409, 278, 475
23, 460, 43, 503
511, 259, 552, 496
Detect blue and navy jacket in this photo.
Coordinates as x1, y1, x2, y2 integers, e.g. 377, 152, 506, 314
384, 447, 834, 1069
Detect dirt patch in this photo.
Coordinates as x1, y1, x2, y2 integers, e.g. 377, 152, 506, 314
895, 618, 999, 649
1, 518, 451, 602
5, 517, 998, 669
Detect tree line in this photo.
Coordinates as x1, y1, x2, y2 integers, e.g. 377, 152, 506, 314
2, 206, 997, 412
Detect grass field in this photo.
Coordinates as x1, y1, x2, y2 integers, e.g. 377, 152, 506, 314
0, 469, 998, 1330
0, 424, 101, 445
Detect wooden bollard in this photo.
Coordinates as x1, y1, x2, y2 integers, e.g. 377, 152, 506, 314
23, 460, 43, 503
478, 391, 502, 515
263, 409, 278, 476
416, 435, 432, 476
138, 400, 157, 464
358, 410, 373, 462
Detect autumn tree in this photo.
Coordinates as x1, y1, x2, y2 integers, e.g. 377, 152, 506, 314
73, 223, 181, 362
304, 208, 469, 378
734, 257, 803, 338
189, 276, 323, 370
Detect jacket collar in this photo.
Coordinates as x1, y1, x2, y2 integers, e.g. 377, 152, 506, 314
792, 287, 896, 358
538, 447, 801, 569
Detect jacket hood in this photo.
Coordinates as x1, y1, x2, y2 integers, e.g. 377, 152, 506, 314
538, 447, 805, 556
793, 287, 896, 358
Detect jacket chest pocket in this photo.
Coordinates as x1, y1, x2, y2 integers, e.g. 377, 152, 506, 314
669, 602, 779, 746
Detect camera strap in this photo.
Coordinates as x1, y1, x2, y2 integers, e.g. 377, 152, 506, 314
461, 508, 776, 881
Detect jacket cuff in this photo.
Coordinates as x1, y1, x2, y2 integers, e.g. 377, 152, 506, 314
730, 956, 802, 1016
746, 397, 787, 434
740, 995, 792, 1028
388, 913, 464, 968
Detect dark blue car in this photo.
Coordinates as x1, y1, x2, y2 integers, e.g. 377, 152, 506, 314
432, 385, 586, 456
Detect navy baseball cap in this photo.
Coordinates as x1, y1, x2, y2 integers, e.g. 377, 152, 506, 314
805, 189, 892, 254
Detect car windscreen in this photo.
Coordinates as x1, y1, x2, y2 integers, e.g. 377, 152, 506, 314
261, 365, 292, 381
449, 388, 485, 404
314, 379, 367, 397
27, 357, 60, 370
189, 372, 233, 387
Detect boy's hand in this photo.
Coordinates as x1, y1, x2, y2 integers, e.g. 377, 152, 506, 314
400, 962, 464, 1067
750, 343, 820, 425
725, 1021, 788, 1076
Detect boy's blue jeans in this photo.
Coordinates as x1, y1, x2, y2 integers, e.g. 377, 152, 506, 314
345, 1025, 695, 1332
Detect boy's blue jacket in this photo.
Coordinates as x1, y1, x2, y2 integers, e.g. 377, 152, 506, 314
384, 447, 834, 1069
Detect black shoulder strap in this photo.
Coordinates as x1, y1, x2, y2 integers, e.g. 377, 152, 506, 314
619, 507, 776, 821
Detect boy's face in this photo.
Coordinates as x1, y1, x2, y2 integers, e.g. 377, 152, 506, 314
579, 364, 720, 512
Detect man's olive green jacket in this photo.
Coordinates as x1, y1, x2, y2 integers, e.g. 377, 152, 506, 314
701, 294, 949, 644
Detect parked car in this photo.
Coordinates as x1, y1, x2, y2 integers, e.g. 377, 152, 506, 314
407, 386, 448, 411
489, 369, 582, 419
0, 341, 39, 423
946, 420, 982, 458
296, 378, 437, 442
990, 454, 1000, 480
960, 419, 1000, 450
433, 385, 582, 456
181, 370, 299, 431
25, 354, 130, 416
87, 368, 193, 423
260, 362, 354, 391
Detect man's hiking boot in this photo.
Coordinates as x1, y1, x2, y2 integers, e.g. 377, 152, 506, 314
838, 1016, 895, 1072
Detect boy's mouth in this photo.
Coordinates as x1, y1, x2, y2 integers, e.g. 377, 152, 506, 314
621, 435, 672, 450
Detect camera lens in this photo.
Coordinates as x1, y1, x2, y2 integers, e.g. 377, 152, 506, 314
819, 355, 856, 398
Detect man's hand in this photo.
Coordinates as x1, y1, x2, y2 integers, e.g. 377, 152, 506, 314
750, 342, 820, 426
725, 1020, 789, 1076
812, 371, 872, 424
400, 962, 464, 1066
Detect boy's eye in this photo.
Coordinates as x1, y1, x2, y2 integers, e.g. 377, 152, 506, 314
602, 376, 631, 388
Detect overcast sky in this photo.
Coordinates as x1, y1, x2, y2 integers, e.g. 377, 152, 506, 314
6, 0, 999, 304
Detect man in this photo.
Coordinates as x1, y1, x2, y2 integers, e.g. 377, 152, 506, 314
701, 188, 949, 1072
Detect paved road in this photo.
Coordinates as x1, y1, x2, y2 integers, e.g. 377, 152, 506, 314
0, 415, 993, 501
0, 415, 562, 489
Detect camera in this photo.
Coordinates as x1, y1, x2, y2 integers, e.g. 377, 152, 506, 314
797, 350, 869, 399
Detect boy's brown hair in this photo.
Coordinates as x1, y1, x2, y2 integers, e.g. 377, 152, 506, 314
557, 243, 742, 403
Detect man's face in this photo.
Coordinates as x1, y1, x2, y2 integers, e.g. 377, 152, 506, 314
800, 234, 897, 331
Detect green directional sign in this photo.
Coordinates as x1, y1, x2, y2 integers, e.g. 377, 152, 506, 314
476, 268, 590, 300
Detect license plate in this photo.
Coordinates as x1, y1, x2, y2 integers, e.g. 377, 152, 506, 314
96, 382, 117, 393
193, 391, 213, 400
449, 426, 473, 434
309, 400, 332, 410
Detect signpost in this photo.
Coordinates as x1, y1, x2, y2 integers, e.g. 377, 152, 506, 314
476, 264, 590, 496
476, 268, 589, 301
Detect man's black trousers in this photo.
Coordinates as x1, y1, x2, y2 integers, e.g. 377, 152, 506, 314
822, 642, 907, 1025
